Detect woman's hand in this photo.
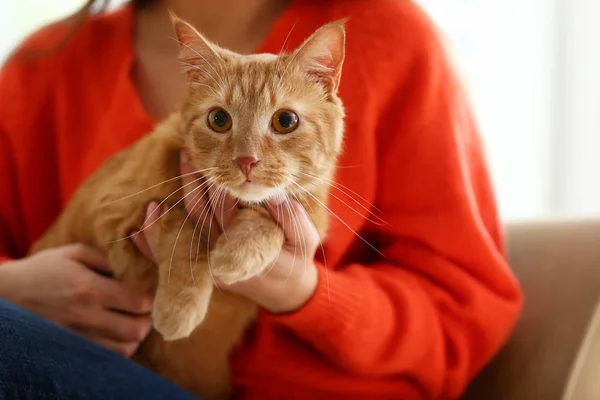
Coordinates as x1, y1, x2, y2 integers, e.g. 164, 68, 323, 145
134, 152, 320, 314
0, 244, 154, 357
217, 199, 320, 313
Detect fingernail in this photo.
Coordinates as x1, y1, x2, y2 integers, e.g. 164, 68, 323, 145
146, 202, 158, 217
180, 149, 189, 164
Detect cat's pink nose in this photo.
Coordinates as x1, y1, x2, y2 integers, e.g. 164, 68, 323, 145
235, 156, 259, 180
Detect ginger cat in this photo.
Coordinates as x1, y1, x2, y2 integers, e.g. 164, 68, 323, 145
31, 14, 346, 400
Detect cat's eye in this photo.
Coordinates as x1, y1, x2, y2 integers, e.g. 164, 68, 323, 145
272, 109, 299, 134
207, 108, 232, 132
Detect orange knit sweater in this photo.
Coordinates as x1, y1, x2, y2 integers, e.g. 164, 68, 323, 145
0, 1, 522, 399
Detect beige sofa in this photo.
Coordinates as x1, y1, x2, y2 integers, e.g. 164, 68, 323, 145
463, 219, 600, 400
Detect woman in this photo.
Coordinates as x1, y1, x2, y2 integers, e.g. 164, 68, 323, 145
0, 0, 523, 399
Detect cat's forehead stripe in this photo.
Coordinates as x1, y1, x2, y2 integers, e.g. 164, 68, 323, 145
227, 60, 280, 108
242, 53, 278, 63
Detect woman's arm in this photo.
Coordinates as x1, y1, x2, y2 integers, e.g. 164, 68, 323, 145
0, 143, 22, 263
0, 19, 78, 263
262, 30, 523, 398
0, 65, 29, 263
0, 50, 155, 358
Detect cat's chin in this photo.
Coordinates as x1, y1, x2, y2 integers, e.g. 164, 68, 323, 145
228, 181, 282, 204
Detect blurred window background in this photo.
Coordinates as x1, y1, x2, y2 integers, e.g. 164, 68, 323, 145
2, 0, 599, 221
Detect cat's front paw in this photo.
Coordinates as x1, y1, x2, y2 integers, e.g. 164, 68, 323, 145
210, 236, 279, 285
152, 286, 211, 341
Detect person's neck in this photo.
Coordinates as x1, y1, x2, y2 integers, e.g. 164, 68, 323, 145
135, 0, 290, 56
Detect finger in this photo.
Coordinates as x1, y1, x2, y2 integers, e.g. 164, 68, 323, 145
131, 229, 155, 263
96, 278, 154, 315
266, 199, 319, 248
207, 184, 237, 231
207, 219, 221, 249
62, 243, 111, 272
132, 202, 162, 263
180, 149, 209, 221
187, 193, 221, 249
81, 332, 142, 358
85, 310, 152, 344
141, 201, 163, 260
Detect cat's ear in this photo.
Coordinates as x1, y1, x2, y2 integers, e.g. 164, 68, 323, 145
170, 11, 221, 80
293, 20, 347, 92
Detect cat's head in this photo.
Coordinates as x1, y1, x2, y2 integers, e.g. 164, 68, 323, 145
172, 14, 346, 203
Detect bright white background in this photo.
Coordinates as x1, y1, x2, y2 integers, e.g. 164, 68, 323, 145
1, 0, 599, 222
417, 0, 600, 221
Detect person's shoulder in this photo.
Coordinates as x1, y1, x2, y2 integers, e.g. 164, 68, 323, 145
328, 0, 455, 99
0, 5, 132, 130
331, 0, 445, 53
2, 4, 132, 80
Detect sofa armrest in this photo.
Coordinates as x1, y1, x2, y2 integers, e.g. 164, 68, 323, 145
563, 295, 600, 400
463, 219, 600, 400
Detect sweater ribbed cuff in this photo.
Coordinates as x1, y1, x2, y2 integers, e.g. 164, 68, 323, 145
0, 256, 12, 265
264, 262, 365, 343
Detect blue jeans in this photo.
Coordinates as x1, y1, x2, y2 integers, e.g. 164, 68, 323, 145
0, 298, 200, 399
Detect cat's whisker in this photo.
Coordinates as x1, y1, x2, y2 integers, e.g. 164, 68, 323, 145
230, 197, 241, 211
278, 36, 304, 89
175, 65, 221, 96
259, 187, 289, 279
107, 179, 210, 244
104, 167, 214, 205
296, 170, 380, 210
193, 179, 219, 269
289, 170, 388, 226
109, 175, 207, 244
321, 163, 358, 169
296, 206, 309, 278
294, 177, 387, 227
283, 197, 302, 284
205, 183, 226, 292
207, 45, 232, 91
193, 180, 222, 288
139, 177, 211, 231
281, 198, 297, 281
189, 181, 218, 283
139, 176, 210, 228
168, 188, 206, 285
291, 169, 385, 215
269, 189, 289, 269
291, 192, 331, 300
172, 37, 229, 92
286, 196, 306, 259
190, 206, 203, 282
294, 200, 308, 282
192, 53, 228, 92
260, 194, 285, 279
179, 62, 225, 93
185, 177, 222, 290
194, 177, 221, 251
274, 21, 298, 85
220, 60, 232, 92
290, 181, 386, 258
290, 195, 309, 280
292, 197, 309, 263
218, 188, 229, 241
187, 81, 220, 96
